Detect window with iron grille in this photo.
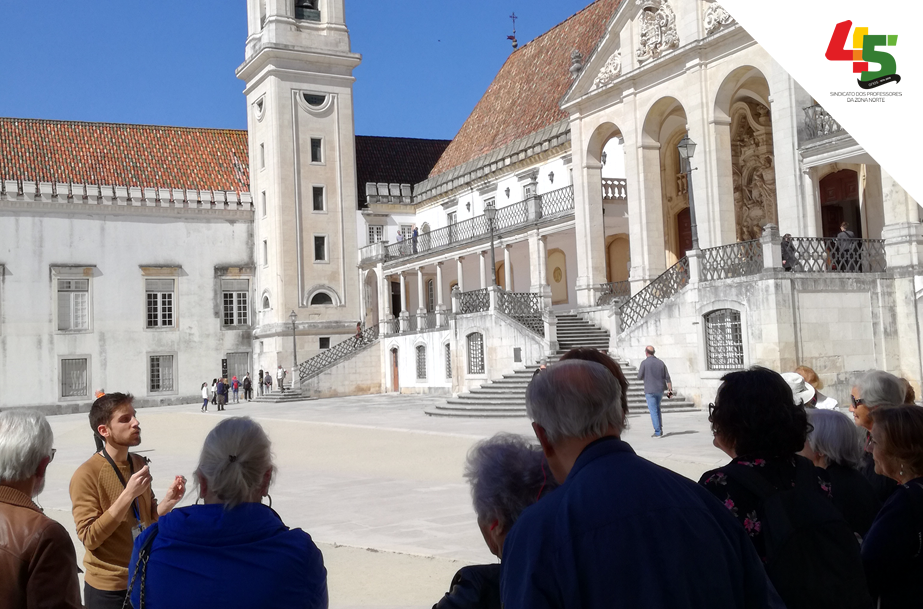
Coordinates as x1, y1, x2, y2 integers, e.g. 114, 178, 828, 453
222, 279, 249, 326
61, 358, 88, 398
368, 225, 383, 245
467, 333, 485, 374
57, 279, 89, 331
445, 343, 452, 380
312, 186, 325, 212
149, 355, 175, 392
704, 309, 744, 371
310, 138, 323, 163
416, 345, 427, 380
146, 279, 175, 328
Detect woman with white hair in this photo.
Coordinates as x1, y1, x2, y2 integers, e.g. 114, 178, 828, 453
850, 370, 906, 503
800, 409, 881, 537
433, 433, 558, 609
127, 417, 327, 609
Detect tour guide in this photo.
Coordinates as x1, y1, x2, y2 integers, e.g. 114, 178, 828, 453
70, 393, 186, 609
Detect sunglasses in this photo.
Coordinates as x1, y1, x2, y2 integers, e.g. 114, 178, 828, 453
850, 395, 866, 408
49, 448, 56, 463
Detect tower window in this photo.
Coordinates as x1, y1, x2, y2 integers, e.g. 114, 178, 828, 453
314, 236, 327, 262
295, 0, 320, 22
312, 186, 325, 212
310, 138, 323, 163
311, 292, 333, 306
260, 143, 265, 169
303, 93, 326, 107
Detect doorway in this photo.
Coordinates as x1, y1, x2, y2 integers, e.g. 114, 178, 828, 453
676, 208, 692, 256
390, 281, 401, 316
820, 169, 861, 238
390, 347, 399, 392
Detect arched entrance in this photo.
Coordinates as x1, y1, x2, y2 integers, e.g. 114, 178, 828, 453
605, 235, 630, 282
820, 169, 861, 238
547, 249, 568, 305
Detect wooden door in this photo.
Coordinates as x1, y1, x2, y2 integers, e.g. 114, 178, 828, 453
677, 208, 692, 256
822, 206, 844, 239
390, 348, 399, 392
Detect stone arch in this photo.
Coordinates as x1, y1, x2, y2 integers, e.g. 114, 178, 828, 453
306, 285, 340, 307
586, 122, 623, 167
605, 234, 630, 282
261, 290, 272, 311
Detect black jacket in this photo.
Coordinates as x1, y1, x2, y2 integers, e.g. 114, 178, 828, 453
433, 564, 500, 609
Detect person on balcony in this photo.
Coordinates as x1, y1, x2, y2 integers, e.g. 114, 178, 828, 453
781, 234, 799, 272
412, 224, 419, 254
836, 222, 858, 272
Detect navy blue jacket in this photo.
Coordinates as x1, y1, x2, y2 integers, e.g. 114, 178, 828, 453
129, 503, 327, 609
501, 437, 777, 609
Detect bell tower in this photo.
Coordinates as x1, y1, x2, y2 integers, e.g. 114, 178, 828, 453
238, 0, 362, 381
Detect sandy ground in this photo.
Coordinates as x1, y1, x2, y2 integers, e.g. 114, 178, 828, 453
36, 394, 727, 608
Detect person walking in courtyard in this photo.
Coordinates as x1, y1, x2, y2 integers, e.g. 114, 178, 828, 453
211, 378, 218, 406
70, 392, 186, 609
216, 378, 227, 411
637, 345, 672, 438
502, 360, 780, 609
257, 369, 264, 397
277, 365, 286, 393
243, 373, 252, 402
126, 417, 328, 609
201, 382, 209, 412
0, 410, 82, 609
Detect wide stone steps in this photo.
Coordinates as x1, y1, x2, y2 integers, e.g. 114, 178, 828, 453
427, 314, 697, 418
252, 389, 312, 404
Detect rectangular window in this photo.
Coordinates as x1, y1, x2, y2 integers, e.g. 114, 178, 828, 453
145, 279, 175, 328
261, 191, 267, 217
400, 225, 413, 242
310, 138, 323, 163
61, 358, 88, 398
447, 211, 457, 225
57, 279, 89, 331
149, 355, 175, 393
312, 186, 325, 212
416, 345, 427, 380
368, 225, 383, 245
319, 337, 331, 349
260, 143, 265, 169
705, 309, 745, 371
314, 236, 327, 262
467, 333, 485, 375
222, 279, 249, 326
523, 183, 536, 199
262, 240, 269, 266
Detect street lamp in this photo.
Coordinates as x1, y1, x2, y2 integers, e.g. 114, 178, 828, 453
485, 201, 498, 287
289, 310, 298, 390
677, 134, 699, 251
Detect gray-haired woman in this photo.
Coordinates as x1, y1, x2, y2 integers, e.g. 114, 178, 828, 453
434, 433, 558, 609
127, 417, 327, 609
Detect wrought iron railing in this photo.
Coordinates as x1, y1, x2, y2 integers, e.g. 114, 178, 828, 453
601, 178, 627, 201
803, 103, 843, 140
596, 280, 631, 306
619, 257, 690, 329
540, 185, 575, 218
701, 240, 763, 281
299, 323, 381, 382
458, 288, 490, 314
381, 317, 400, 336
785, 237, 886, 273
496, 290, 544, 337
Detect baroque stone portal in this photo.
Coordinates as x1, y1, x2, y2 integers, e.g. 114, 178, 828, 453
731, 102, 777, 241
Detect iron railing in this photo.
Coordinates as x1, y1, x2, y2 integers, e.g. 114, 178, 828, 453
701, 240, 763, 281
596, 280, 631, 306
299, 323, 380, 382
601, 178, 627, 201
382, 186, 574, 263
496, 290, 544, 336
381, 318, 400, 336
619, 257, 690, 329
785, 237, 886, 273
458, 288, 490, 314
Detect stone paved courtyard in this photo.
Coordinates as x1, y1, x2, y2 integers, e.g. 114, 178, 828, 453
38, 394, 727, 608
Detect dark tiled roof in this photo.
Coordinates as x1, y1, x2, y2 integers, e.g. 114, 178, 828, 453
355, 135, 450, 206
0, 117, 250, 192
428, 0, 620, 178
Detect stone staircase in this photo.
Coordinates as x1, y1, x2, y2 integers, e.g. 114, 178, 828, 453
251, 387, 311, 404
425, 313, 696, 418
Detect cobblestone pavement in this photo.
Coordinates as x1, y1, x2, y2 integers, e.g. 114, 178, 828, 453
38, 393, 726, 608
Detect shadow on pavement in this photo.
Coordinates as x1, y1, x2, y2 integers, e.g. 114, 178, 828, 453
661, 430, 699, 438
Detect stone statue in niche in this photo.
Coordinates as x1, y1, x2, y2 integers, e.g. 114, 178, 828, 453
636, 0, 679, 63
703, 2, 734, 35
592, 51, 622, 90
731, 101, 777, 241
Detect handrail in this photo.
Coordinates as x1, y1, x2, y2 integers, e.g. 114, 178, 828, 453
786, 237, 886, 273
700, 240, 763, 281
496, 290, 544, 337
458, 288, 490, 314
298, 323, 381, 382
596, 280, 631, 306
619, 257, 689, 329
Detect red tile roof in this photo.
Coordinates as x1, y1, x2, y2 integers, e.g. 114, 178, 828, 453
0, 118, 250, 192
428, 0, 621, 178
355, 136, 451, 206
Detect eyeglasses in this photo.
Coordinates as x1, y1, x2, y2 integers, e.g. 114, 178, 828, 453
49, 449, 56, 463
708, 402, 717, 416
851, 395, 866, 408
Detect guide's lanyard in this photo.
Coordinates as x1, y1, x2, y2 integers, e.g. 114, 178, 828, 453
100, 450, 142, 523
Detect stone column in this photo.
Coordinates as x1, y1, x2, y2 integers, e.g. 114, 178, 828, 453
760, 224, 783, 270
376, 263, 389, 325
479, 251, 488, 289
881, 169, 922, 268
628, 139, 668, 291
538, 235, 551, 310
456, 256, 465, 292
399, 271, 409, 332
767, 67, 807, 236
503, 245, 513, 291
528, 230, 542, 291
416, 267, 426, 314
435, 262, 446, 326
573, 119, 608, 306
709, 117, 737, 245
357, 270, 367, 325
800, 167, 822, 238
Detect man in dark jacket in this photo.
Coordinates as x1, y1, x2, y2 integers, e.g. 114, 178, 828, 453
637, 345, 672, 438
501, 360, 781, 609
216, 378, 227, 411
0, 410, 82, 608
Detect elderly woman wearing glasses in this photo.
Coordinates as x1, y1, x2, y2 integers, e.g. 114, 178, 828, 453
850, 370, 906, 503
433, 433, 558, 609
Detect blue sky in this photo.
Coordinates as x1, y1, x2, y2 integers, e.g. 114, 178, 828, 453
0, 1, 594, 140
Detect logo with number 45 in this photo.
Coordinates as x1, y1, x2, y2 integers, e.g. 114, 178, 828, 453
825, 20, 900, 89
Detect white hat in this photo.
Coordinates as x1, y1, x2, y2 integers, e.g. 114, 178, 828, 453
782, 372, 816, 406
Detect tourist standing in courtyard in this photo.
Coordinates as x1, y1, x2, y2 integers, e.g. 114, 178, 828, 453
243, 372, 253, 401
502, 360, 780, 609
700, 367, 870, 609
862, 405, 923, 608
258, 369, 264, 396
216, 378, 227, 411
127, 417, 328, 609
277, 365, 286, 393
70, 393, 186, 609
636, 345, 672, 437
201, 382, 209, 412
231, 376, 240, 403
435, 433, 558, 609
265, 371, 273, 393
0, 410, 82, 609
851, 370, 906, 503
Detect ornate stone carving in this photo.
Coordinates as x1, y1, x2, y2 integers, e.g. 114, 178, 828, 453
731, 101, 777, 241
636, 0, 679, 63
703, 2, 734, 35
570, 50, 585, 80
592, 51, 622, 89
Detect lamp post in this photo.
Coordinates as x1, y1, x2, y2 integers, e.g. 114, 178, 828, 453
289, 310, 298, 390
677, 134, 699, 251
485, 201, 498, 286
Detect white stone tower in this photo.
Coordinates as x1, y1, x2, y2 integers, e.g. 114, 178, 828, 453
237, 0, 362, 383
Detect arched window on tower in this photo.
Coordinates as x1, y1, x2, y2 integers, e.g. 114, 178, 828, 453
295, 0, 320, 21
310, 292, 333, 306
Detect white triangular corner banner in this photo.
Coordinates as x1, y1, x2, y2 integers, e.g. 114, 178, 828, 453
719, 0, 922, 202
